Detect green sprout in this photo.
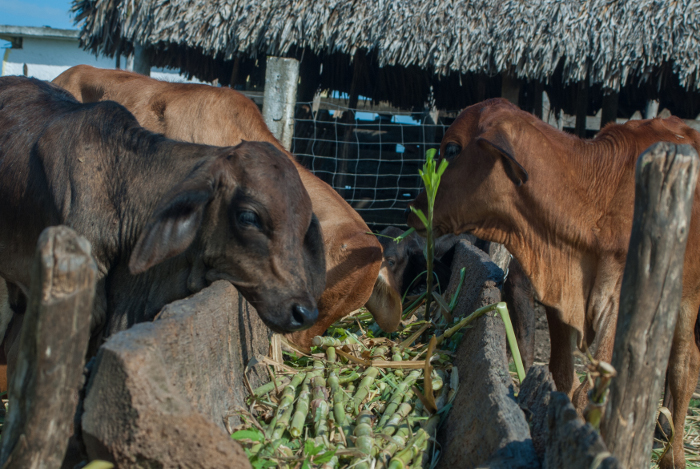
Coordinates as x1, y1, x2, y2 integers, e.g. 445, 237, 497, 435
409, 148, 449, 322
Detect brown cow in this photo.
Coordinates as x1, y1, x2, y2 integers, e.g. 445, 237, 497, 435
53, 65, 402, 348
0, 77, 326, 375
409, 98, 700, 469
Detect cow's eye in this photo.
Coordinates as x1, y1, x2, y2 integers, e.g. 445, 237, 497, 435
237, 210, 261, 229
443, 143, 462, 161
387, 258, 396, 267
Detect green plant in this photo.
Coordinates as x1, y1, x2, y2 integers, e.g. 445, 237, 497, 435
409, 148, 449, 321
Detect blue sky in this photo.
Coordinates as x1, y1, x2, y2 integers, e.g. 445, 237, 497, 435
1, 0, 75, 29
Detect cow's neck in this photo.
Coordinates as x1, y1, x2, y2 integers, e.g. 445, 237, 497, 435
106, 127, 213, 255
477, 129, 636, 341
95, 127, 215, 329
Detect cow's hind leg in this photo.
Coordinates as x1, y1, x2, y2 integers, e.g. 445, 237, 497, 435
546, 306, 577, 397
660, 301, 700, 469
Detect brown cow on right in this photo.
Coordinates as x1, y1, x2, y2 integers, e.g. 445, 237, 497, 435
408, 98, 700, 469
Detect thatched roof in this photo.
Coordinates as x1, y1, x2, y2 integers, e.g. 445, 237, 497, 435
74, 0, 700, 111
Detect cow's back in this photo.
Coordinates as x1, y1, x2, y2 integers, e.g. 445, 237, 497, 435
55, 65, 275, 148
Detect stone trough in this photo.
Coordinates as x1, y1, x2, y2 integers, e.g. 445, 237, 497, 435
9, 232, 620, 468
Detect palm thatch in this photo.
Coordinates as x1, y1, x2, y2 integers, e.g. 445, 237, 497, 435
74, 0, 700, 113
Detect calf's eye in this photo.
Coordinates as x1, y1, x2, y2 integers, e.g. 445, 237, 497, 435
443, 143, 462, 161
237, 210, 262, 229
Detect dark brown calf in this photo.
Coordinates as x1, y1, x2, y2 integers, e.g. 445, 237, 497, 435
53, 65, 402, 348
409, 98, 700, 469
0, 77, 325, 367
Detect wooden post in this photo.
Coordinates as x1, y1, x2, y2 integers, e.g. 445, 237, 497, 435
575, 78, 589, 137
600, 92, 619, 128
262, 56, 300, 151
130, 43, 151, 76
228, 56, 241, 88
501, 73, 520, 106
532, 82, 544, 118
336, 50, 364, 198
645, 99, 660, 119
0, 226, 96, 468
601, 143, 699, 468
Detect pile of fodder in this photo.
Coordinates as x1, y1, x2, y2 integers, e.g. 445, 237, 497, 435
233, 301, 524, 469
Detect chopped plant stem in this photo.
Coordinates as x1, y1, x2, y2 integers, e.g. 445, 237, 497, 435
352, 367, 380, 414
267, 372, 306, 439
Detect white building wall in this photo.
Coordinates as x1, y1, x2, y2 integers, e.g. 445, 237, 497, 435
1, 35, 201, 83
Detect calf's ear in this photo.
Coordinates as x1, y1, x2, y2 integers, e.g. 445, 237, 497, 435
476, 127, 528, 186
129, 183, 214, 275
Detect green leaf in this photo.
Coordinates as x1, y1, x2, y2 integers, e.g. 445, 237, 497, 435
314, 449, 337, 464
301, 460, 312, 469
409, 206, 428, 228
304, 439, 324, 456
393, 227, 415, 243
231, 429, 264, 442
83, 462, 114, 469
251, 459, 278, 469
437, 158, 449, 178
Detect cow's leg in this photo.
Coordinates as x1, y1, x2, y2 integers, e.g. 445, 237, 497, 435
570, 307, 618, 410
546, 305, 577, 397
3, 313, 23, 389
659, 300, 700, 469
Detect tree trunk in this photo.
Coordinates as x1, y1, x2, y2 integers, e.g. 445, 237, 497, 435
0, 226, 96, 469
601, 142, 699, 468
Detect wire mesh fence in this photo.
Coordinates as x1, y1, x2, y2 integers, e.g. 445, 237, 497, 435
292, 101, 453, 229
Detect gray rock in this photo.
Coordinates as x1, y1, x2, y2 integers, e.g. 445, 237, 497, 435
438, 241, 539, 469
81, 281, 269, 468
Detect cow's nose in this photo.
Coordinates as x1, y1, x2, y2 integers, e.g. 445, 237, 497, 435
289, 304, 319, 330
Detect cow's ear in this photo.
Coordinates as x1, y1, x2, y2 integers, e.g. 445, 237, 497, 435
476, 130, 528, 186
129, 183, 214, 275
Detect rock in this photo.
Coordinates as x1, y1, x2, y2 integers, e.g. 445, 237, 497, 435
544, 393, 620, 469
444, 240, 504, 316
517, 365, 620, 469
517, 365, 556, 460
438, 241, 539, 469
81, 281, 270, 468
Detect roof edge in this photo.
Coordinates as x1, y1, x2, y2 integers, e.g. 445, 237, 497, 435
0, 25, 79, 41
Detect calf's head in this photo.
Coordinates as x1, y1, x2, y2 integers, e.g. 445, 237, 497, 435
408, 99, 530, 240
129, 141, 326, 333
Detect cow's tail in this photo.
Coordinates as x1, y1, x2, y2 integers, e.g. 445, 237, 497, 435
365, 264, 403, 333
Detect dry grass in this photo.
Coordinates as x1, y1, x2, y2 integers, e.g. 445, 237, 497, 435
650, 399, 700, 468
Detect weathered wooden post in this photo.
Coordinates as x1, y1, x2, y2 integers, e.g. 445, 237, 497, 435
601, 142, 699, 468
600, 92, 619, 128
0, 226, 96, 468
129, 43, 152, 76
501, 73, 520, 106
262, 56, 300, 151
575, 76, 589, 137
645, 99, 660, 119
